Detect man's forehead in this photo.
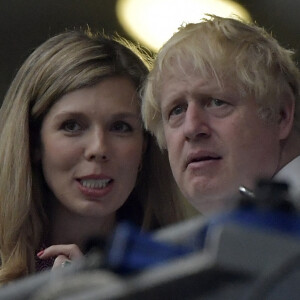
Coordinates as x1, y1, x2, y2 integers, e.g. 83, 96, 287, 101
159, 64, 221, 94
161, 57, 200, 79
159, 66, 202, 96
158, 69, 250, 108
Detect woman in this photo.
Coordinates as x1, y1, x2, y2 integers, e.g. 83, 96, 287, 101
0, 30, 184, 284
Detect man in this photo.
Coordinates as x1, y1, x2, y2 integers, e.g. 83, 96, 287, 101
142, 15, 300, 213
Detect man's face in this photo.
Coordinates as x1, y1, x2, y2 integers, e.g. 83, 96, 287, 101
160, 67, 286, 213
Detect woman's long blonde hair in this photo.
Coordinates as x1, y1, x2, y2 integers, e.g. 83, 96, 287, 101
0, 30, 184, 284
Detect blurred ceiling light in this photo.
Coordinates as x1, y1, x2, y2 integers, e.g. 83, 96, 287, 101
116, 0, 251, 52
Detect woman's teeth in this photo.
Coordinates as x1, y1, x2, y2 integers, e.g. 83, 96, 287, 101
80, 179, 111, 189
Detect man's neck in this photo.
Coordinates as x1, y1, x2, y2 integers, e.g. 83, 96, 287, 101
277, 129, 300, 174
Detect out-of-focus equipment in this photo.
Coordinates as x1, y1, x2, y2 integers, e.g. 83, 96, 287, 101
1, 179, 300, 299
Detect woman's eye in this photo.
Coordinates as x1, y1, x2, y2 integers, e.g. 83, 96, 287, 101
61, 120, 82, 132
111, 121, 132, 133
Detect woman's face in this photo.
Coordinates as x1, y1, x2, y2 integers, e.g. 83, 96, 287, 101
40, 76, 145, 217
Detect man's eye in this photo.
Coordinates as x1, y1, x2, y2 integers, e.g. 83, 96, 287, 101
205, 97, 234, 118
111, 121, 132, 132
169, 105, 186, 117
207, 98, 226, 108
61, 120, 82, 132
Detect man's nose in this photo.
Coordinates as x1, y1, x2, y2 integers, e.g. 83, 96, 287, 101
183, 103, 211, 141
84, 128, 109, 162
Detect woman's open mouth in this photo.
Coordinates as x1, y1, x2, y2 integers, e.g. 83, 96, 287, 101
79, 178, 112, 189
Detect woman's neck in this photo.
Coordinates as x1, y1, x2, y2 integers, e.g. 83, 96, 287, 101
48, 199, 116, 251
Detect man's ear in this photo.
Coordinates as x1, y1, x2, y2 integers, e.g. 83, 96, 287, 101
278, 91, 295, 140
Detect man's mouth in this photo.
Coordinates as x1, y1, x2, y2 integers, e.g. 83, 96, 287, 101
186, 153, 221, 168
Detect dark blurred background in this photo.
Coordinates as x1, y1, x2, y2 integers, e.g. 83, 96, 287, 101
0, 0, 299, 103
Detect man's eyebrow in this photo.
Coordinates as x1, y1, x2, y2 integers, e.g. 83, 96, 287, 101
161, 91, 185, 108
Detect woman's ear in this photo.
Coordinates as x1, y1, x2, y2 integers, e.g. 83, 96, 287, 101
142, 132, 149, 154
33, 147, 41, 164
138, 133, 149, 172
278, 91, 295, 140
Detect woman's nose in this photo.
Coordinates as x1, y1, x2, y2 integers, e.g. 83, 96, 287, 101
84, 128, 109, 162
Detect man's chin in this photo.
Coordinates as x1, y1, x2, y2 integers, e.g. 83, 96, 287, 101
189, 191, 240, 216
